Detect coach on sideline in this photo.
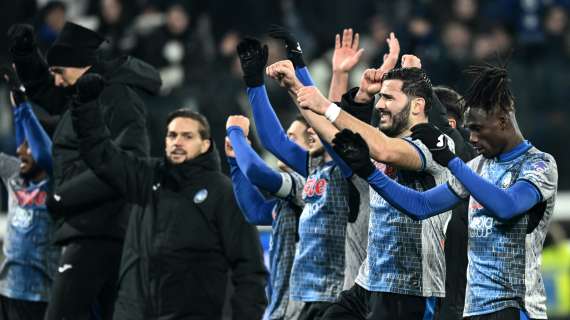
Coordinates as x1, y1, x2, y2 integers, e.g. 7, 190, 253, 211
70, 72, 268, 320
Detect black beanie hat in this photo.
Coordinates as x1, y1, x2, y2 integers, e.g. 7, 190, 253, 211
47, 22, 106, 67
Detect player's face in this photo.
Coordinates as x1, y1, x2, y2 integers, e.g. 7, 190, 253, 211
465, 107, 504, 158
165, 117, 211, 164
306, 127, 324, 157
49, 66, 85, 87
279, 120, 310, 171
375, 79, 412, 137
16, 141, 37, 175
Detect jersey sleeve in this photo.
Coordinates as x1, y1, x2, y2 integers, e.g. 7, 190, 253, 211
518, 153, 558, 201
404, 137, 455, 175
276, 170, 306, 208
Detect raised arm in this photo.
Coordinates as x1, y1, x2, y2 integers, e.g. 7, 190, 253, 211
226, 139, 275, 226
1, 65, 53, 174
226, 115, 283, 194
7, 25, 69, 115
329, 28, 364, 102
70, 74, 153, 205
237, 38, 309, 177
13, 102, 53, 174
297, 84, 423, 170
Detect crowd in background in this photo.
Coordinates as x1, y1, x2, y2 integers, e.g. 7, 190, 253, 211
0, 0, 569, 181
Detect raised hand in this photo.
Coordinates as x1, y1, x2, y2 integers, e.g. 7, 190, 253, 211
0, 65, 27, 106
268, 24, 305, 68
76, 73, 105, 103
354, 68, 384, 103
410, 123, 456, 166
237, 37, 268, 87
380, 32, 400, 72
226, 115, 251, 136
297, 86, 331, 115
7, 24, 36, 55
332, 129, 375, 178
332, 28, 364, 73
401, 54, 422, 69
266, 60, 302, 90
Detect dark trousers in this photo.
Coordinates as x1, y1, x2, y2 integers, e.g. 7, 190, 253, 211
466, 308, 530, 320
323, 284, 435, 320
298, 301, 334, 320
44, 239, 123, 320
440, 201, 469, 320
0, 295, 47, 320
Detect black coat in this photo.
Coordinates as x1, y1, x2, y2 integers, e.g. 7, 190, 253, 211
72, 99, 268, 320
12, 49, 161, 243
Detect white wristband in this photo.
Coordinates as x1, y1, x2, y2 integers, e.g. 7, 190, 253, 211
324, 103, 341, 122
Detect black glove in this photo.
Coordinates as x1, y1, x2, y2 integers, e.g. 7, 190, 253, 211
76, 73, 106, 103
45, 193, 66, 217
268, 24, 305, 68
7, 24, 36, 56
332, 129, 376, 178
236, 37, 268, 87
410, 123, 456, 167
0, 66, 27, 105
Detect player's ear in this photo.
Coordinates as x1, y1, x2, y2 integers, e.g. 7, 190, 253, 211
411, 97, 425, 116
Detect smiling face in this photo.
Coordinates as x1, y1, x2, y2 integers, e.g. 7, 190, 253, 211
16, 141, 35, 175
165, 117, 211, 164
375, 79, 413, 137
306, 127, 325, 157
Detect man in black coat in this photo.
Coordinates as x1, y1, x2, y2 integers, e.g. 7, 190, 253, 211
70, 73, 268, 320
6, 22, 161, 319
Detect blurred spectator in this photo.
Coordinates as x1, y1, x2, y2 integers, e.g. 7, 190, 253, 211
96, 0, 137, 58
35, 1, 67, 53
543, 5, 569, 57
132, 2, 206, 94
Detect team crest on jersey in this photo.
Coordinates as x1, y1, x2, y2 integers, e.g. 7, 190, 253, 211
500, 172, 513, 189
193, 189, 208, 204
11, 207, 34, 229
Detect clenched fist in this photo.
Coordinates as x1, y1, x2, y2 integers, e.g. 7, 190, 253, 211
266, 60, 301, 90
226, 115, 250, 136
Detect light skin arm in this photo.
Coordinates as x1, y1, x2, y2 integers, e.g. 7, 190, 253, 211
329, 28, 364, 102
298, 73, 423, 170
266, 60, 340, 144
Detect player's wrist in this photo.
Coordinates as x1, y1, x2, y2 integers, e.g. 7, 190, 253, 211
324, 103, 341, 122
354, 89, 373, 103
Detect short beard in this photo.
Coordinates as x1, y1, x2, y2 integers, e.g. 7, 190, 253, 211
380, 99, 412, 137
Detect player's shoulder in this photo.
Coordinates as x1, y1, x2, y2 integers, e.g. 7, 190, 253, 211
525, 147, 556, 165
521, 147, 558, 175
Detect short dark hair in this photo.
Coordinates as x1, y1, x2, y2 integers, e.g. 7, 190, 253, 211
293, 114, 308, 127
463, 62, 514, 114
434, 86, 465, 124
382, 67, 433, 112
165, 108, 211, 140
